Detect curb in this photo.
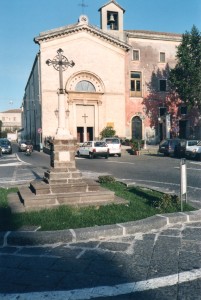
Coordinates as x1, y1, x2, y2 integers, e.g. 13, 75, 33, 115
1, 210, 201, 247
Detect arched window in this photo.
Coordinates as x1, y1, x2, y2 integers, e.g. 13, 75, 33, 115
132, 116, 142, 140
75, 80, 96, 92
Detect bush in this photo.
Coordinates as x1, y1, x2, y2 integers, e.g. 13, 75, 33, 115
153, 194, 180, 212
130, 139, 144, 151
98, 175, 116, 183
100, 126, 116, 138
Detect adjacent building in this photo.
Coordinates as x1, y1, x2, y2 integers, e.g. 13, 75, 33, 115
0, 109, 22, 140
22, 0, 200, 149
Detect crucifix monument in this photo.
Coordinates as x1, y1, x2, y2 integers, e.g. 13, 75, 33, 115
46, 48, 75, 139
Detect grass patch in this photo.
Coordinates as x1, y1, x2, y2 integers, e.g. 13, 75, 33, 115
0, 182, 195, 231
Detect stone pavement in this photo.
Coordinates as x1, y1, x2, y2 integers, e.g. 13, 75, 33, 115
1, 211, 201, 299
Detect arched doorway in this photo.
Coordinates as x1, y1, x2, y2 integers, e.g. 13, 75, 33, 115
132, 116, 142, 140
66, 71, 105, 142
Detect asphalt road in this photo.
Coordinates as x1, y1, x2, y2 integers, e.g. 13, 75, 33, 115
1, 143, 201, 208
1, 144, 201, 299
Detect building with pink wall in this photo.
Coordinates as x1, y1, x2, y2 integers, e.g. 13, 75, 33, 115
22, 0, 200, 149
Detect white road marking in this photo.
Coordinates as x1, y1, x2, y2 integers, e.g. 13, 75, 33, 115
1, 268, 201, 299
0, 162, 25, 167
107, 161, 135, 165
174, 166, 201, 171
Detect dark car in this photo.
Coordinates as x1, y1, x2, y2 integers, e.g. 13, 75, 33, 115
0, 138, 12, 154
174, 139, 199, 158
158, 138, 180, 156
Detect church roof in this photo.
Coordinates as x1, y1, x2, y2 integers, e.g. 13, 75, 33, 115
34, 21, 131, 51
126, 29, 182, 41
1, 109, 21, 113
98, 0, 125, 13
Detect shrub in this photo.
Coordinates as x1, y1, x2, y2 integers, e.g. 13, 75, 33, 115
100, 126, 116, 138
98, 175, 116, 183
153, 194, 180, 212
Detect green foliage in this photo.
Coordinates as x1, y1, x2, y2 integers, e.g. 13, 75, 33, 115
100, 126, 116, 138
169, 25, 201, 109
98, 175, 116, 183
130, 139, 144, 151
0, 185, 195, 231
153, 194, 181, 212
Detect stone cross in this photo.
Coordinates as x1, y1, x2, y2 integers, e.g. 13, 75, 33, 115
46, 48, 75, 94
79, 0, 88, 14
46, 49, 75, 138
82, 113, 88, 123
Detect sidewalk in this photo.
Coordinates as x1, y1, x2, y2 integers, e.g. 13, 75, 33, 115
1, 209, 201, 247
1, 211, 201, 299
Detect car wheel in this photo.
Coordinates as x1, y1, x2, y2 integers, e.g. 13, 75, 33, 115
89, 152, 94, 159
105, 154, 109, 159
77, 151, 80, 157
118, 153, 121, 157
197, 153, 201, 161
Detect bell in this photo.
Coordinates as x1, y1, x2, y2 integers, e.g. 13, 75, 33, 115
109, 13, 115, 23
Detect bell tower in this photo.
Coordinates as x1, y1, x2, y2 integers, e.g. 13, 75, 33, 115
99, 0, 125, 40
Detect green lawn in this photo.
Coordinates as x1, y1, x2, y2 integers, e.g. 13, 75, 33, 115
0, 182, 195, 231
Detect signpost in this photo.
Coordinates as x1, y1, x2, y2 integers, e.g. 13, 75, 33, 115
180, 158, 187, 211
38, 128, 43, 151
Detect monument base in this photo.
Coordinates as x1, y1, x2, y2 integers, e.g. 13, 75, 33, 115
8, 139, 128, 213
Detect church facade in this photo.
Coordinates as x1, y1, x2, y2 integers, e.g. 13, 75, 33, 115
23, 0, 186, 148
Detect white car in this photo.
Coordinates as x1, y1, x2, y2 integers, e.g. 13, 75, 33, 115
77, 141, 109, 159
102, 137, 121, 157
185, 141, 201, 161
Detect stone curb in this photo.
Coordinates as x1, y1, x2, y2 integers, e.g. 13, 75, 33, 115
1, 210, 201, 247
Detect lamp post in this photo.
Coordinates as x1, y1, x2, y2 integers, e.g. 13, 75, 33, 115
142, 107, 148, 149
46, 49, 75, 139
142, 108, 152, 149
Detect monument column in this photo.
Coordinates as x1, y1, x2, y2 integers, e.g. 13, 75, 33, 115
45, 49, 80, 175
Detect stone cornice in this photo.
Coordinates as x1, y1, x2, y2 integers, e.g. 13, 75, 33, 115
126, 30, 182, 42
34, 24, 131, 51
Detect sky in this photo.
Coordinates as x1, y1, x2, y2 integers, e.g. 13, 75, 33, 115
0, 0, 201, 112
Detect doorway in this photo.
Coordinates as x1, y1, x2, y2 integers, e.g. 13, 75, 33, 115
179, 120, 187, 139
87, 127, 93, 141
77, 127, 84, 143
77, 127, 93, 142
132, 116, 142, 140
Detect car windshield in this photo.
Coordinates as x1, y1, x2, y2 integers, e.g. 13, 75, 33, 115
188, 140, 199, 146
160, 140, 168, 146
95, 142, 106, 147
105, 139, 119, 144
0, 140, 10, 145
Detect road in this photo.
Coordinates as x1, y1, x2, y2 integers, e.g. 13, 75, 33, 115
1, 143, 201, 208
1, 144, 201, 299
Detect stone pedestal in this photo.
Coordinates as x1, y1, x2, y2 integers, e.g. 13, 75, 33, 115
13, 138, 128, 212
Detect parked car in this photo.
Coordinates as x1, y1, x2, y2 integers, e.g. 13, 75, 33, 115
174, 139, 199, 158
158, 138, 180, 156
185, 141, 201, 161
0, 138, 12, 154
77, 141, 109, 159
101, 137, 121, 157
18, 140, 33, 152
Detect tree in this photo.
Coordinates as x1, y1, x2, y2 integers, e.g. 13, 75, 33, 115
100, 126, 116, 138
169, 25, 201, 109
